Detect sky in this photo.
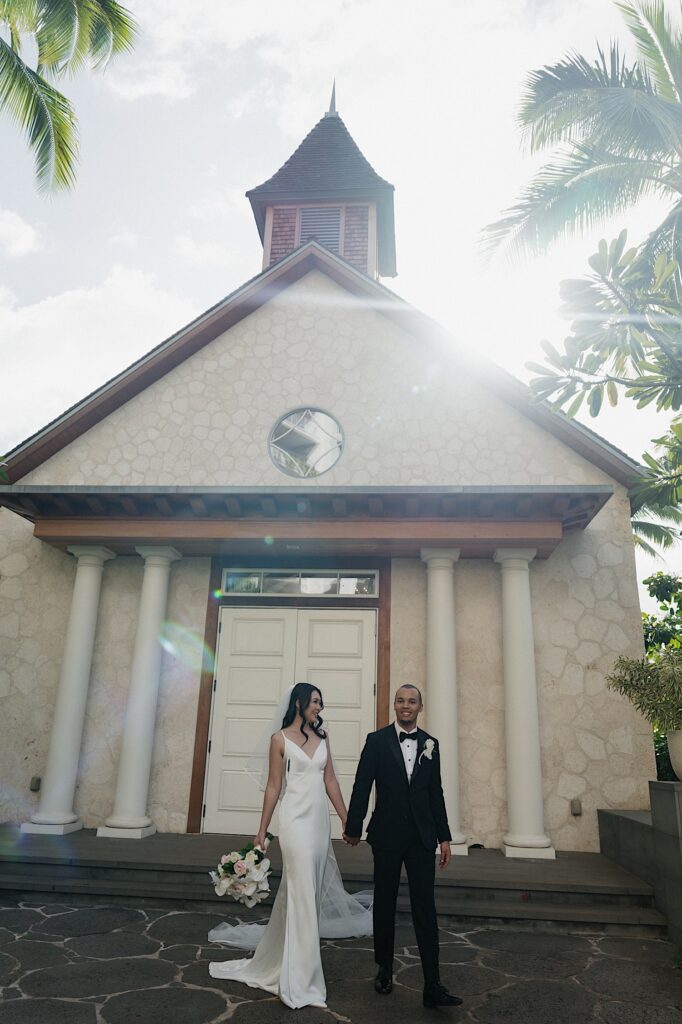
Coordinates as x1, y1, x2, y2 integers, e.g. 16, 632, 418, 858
0, 0, 679, 607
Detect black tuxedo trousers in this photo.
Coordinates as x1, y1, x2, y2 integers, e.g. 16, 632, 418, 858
371, 817, 439, 986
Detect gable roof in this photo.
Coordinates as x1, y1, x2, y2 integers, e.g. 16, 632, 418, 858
247, 112, 396, 276
2, 241, 641, 488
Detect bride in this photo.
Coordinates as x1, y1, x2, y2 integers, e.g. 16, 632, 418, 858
208, 683, 372, 1009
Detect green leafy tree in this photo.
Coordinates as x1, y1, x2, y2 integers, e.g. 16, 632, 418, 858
483, 0, 682, 275
0, 0, 137, 191
527, 230, 682, 542
609, 571, 682, 778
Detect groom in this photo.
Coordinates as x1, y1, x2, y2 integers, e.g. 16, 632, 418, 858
344, 685, 462, 1009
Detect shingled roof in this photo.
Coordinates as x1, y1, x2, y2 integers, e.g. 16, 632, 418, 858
247, 111, 397, 276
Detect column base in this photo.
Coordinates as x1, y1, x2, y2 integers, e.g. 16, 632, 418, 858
97, 824, 157, 839
21, 820, 83, 835
449, 840, 472, 857
503, 843, 556, 860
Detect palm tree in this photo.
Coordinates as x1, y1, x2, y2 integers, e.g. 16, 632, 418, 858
483, 1, 682, 270
0, 0, 137, 191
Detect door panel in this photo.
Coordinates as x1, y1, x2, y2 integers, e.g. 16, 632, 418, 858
203, 606, 377, 839
295, 610, 376, 838
202, 608, 297, 835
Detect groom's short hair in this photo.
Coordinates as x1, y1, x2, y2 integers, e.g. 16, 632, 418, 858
395, 684, 423, 703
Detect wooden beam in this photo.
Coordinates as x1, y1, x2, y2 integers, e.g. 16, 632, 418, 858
34, 516, 564, 546
155, 496, 173, 516
190, 497, 208, 516
551, 495, 573, 517
376, 561, 391, 729
85, 496, 106, 515
514, 497, 532, 517
260, 497, 277, 517
51, 496, 74, 515
186, 559, 222, 833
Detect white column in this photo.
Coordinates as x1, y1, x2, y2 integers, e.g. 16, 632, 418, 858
22, 546, 114, 835
420, 548, 468, 854
98, 546, 180, 839
494, 549, 555, 859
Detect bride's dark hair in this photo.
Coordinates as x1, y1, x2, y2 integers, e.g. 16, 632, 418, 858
282, 683, 326, 744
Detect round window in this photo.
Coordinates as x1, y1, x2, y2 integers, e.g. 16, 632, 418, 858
269, 408, 344, 478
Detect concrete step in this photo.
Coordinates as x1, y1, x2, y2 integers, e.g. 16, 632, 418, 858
0, 873, 667, 937
0, 858, 655, 906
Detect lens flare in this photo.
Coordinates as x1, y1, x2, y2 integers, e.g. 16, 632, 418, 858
160, 621, 215, 673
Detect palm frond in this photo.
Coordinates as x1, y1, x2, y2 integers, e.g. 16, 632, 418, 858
34, 0, 80, 76
482, 146, 672, 259
32, 0, 137, 76
632, 513, 682, 555
0, 34, 78, 190
617, 0, 682, 102
520, 43, 658, 152
639, 200, 682, 269
75, 0, 137, 73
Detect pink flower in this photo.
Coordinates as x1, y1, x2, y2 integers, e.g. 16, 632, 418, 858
234, 860, 247, 876
220, 855, 229, 865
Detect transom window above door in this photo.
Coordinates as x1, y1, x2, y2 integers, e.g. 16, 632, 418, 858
220, 569, 377, 598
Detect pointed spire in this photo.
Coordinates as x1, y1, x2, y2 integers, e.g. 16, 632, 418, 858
325, 80, 337, 118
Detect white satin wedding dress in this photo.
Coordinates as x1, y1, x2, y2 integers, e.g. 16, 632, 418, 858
208, 733, 372, 1009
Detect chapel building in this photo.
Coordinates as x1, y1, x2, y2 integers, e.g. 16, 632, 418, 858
0, 96, 653, 857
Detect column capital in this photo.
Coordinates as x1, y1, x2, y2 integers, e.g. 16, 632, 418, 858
135, 546, 181, 565
493, 548, 536, 566
67, 545, 115, 565
421, 547, 461, 565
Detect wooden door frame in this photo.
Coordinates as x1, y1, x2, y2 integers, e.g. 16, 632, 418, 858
186, 556, 391, 833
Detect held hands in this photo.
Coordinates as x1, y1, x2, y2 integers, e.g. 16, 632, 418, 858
341, 820, 360, 846
438, 841, 451, 870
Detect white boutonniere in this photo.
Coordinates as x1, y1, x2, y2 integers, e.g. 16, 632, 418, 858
419, 738, 435, 765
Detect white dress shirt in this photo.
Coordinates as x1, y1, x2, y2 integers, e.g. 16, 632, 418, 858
394, 721, 418, 781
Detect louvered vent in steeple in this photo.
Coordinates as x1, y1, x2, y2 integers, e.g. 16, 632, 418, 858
299, 207, 341, 252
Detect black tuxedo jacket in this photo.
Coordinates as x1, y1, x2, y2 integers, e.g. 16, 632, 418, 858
346, 725, 452, 851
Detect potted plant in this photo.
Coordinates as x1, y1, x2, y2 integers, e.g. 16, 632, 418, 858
608, 650, 682, 779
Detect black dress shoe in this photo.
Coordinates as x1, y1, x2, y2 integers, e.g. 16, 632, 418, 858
423, 983, 463, 1008
374, 965, 393, 994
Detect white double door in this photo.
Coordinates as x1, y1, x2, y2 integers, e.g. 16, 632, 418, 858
203, 606, 377, 838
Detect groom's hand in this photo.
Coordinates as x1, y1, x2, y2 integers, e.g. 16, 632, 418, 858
343, 832, 360, 846
438, 841, 451, 869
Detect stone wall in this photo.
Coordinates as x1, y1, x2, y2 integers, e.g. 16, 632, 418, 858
18, 272, 619, 491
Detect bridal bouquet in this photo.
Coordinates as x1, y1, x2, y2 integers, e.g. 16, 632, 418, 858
210, 832, 274, 908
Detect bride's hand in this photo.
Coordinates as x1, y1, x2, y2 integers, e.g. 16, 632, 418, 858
254, 831, 267, 850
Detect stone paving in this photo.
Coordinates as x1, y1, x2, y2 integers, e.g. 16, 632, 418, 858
0, 894, 680, 1023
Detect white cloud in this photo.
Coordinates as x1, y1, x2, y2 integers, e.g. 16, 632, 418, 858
173, 234, 231, 265
189, 191, 244, 223
0, 209, 43, 259
0, 266, 197, 454
107, 59, 195, 100
107, 225, 139, 249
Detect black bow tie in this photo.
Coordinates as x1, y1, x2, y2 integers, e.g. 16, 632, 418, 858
399, 731, 417, 743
